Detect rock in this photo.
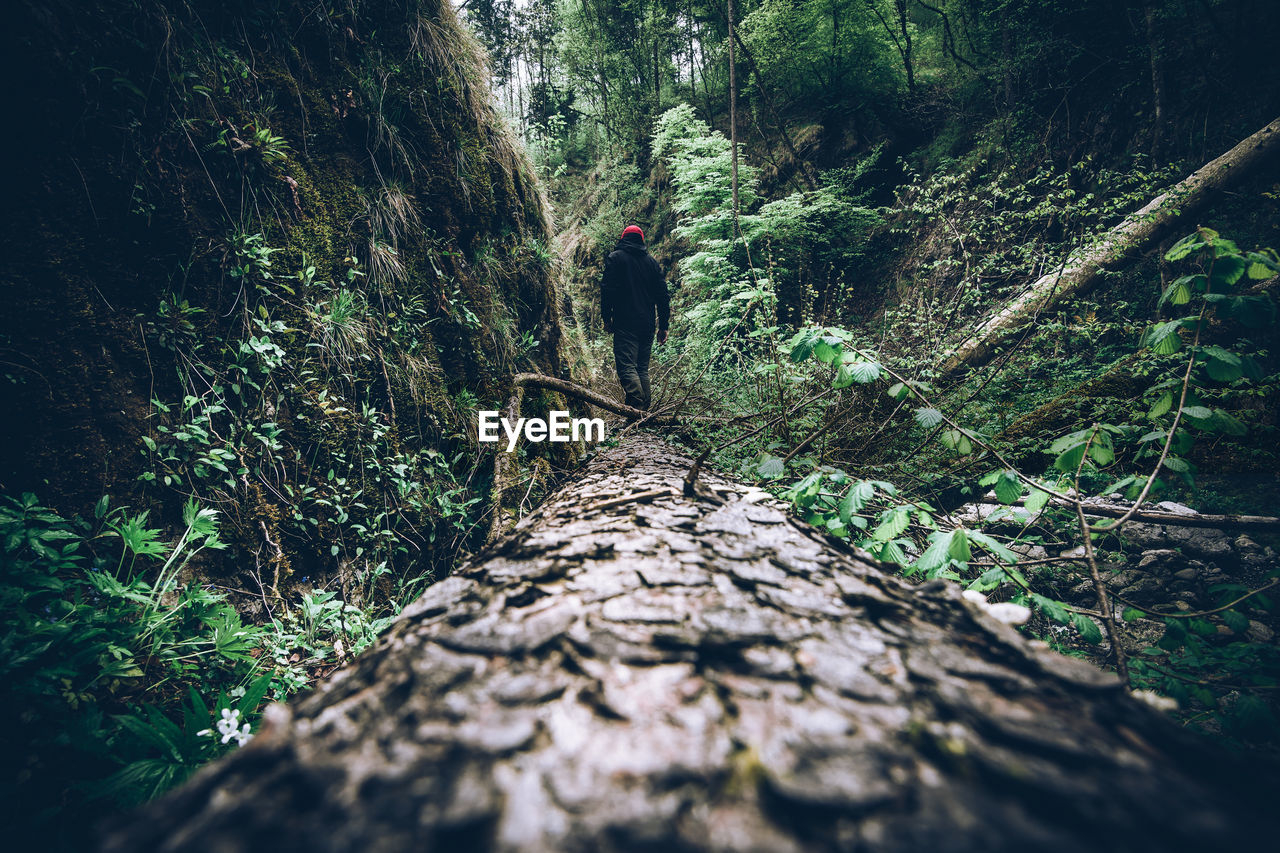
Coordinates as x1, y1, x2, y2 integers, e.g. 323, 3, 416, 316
1235, 536, 1278, 573
1123, 523, 1170, 551
1060, 545, 1086, 559
953, 502, 1036, 528
1172, 568, 1199, 582
1247, 621, 1275, 643
1137, 550, 1182, 576
1164, 526, 1233, 561
1154, 501, 1199, 516
1010, 543, 1049, 561
1109, 570, 1137, 588
1234, 535, 1263, 558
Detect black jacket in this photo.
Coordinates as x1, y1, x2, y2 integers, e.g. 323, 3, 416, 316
601, 233, 669, 334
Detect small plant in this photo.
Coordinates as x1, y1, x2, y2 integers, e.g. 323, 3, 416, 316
311, 288, 370, 365
222, 231, 280, 288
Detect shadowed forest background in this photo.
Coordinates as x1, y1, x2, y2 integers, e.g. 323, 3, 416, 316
2, 0, 1280, 848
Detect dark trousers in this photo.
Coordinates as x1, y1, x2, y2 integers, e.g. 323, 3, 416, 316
612, 328, 653, 410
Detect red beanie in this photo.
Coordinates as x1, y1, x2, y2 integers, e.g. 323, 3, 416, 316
622, 225, 645, 241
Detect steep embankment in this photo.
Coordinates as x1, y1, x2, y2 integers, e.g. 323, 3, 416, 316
3, 0, 564, 588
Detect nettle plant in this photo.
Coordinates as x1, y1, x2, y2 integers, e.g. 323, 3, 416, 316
763, 230, 1280, 736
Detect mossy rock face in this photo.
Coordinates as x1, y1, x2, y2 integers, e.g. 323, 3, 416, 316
1, 0, 564, 591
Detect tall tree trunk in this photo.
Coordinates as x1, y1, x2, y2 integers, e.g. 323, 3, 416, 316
941, 115, 1280, 374
895, 0, 915, 94
105, 436, 1277, 852
1144, 2, 1167, 158
711, 0, 819, 189
728, 0, 739, 220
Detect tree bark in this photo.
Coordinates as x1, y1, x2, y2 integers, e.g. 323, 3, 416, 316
940, 114, 1280, 374
105, 436, 1276, 852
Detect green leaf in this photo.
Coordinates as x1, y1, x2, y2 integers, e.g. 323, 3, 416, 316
1222, 610, 1249, 634
1181, 405, 1213, 420
993, 470, 1022, 505
1245, 251, 1280, 279
813, 339, 839, 365
789, 332, 817, 363
1032, 593, 1070, 624
1201, 345, 1243, 382
847, 361, 881, 383
237, 670, 275, 717
1147, 392, 1172, 419
783, 472, 824, 509
1211, 410, 1248, 437
914, 407, 944, 430
1144, 320, 1183, 355
1159, 275, 1199, 308
870, 540, 909, 565
1210, 254, 1246, 289
1053, 443, 1086, 473
1072, 612, 1103, 644
1122, 607, 1145, 623
1024, 486, 1051, 513
756, 455, 785, 479
872, 506, 910, 542
832, 364, 855, 389
1048, 428, 1092, 455
913, 530, 956, 576
1164, 234, 1204, 261
1087, 432, 1115, 467
967, 529, 1018, 563
939, 429, 973, 455
838, 481, 875, 525
886, 382, 909, 401
969, 566, 1007, 593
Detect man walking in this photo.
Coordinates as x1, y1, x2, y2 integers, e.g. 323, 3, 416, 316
601, 225, 669, 411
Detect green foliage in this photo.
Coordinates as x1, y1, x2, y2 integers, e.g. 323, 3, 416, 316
654, 108, 881, 369
0, 493, 268, 816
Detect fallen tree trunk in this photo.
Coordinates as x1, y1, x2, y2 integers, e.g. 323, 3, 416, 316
941, 115, 1280, 374
105, 436, 1276, 851
1073, 500, 1280, 532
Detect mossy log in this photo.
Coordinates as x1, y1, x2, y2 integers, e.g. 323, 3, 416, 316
104, 436, 1276, 852
941, 115, 1280, 374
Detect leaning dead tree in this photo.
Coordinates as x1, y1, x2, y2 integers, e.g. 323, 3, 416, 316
106, 436, 1275, 851
941, 115, 1280, 373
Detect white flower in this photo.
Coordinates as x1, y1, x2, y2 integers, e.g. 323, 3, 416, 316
215, 708, 242, 743
198, 708, 252, 746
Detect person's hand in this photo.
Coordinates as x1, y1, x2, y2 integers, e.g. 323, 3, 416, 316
657, 328, 668, 344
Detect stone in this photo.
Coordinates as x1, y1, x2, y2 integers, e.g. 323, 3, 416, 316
1247, 621, 1275, 643
1137, 549, 1182, 575
1164, 526, 1233, 561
